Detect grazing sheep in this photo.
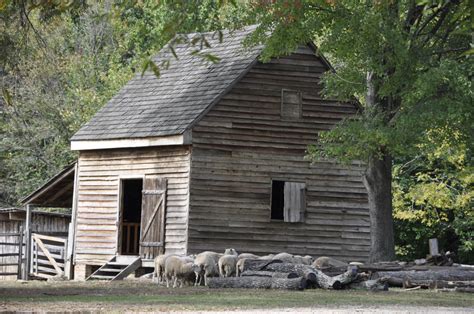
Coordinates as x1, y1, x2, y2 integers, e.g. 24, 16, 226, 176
164, 255, 195, 288
154, 254, 176, 283
238, 253, 259, 260
218, 254, 238, 277
272, 252, 294, 263
192, 251, 220, 286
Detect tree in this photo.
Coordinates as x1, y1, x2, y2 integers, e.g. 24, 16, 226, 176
243, 0, 472, 261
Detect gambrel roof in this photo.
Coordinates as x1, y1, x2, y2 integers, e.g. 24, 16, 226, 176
71, 26, 263, 143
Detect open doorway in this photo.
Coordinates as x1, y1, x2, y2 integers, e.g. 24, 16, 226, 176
119, 178, 143, 255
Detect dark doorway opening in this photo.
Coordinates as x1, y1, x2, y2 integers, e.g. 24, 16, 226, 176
120, 179, 143, 255
271, 180, 285, 220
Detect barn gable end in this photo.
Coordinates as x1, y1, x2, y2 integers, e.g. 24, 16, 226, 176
187, 45, 370, 260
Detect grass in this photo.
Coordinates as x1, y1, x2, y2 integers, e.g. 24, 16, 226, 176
1, 280, 473, 312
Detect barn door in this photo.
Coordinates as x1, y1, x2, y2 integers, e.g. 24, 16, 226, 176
139, 176, 167, 259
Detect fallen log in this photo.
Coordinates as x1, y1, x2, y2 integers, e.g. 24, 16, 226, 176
403, 279, 474, 290
243, 261, 357, 290
374, 269, 474, 285
357, 263, 404, 272
240, 271, 299, 279
349, 277, 389, 291
207, 276, 306, 290
438, 287, 474, 294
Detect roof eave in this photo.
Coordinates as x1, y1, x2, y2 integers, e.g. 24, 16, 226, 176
70, 131, 192, 151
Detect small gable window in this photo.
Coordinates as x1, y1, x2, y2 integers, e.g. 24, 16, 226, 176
281, 89, 302, 120
271, 180, 306, 223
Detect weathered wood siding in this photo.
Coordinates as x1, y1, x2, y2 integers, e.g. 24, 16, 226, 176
0, 212, 70, 280
188, 46, 370, 261
75, 146, 190, 265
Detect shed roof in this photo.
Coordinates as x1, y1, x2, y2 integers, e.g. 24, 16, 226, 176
71, 26, 262, 142
20, 163, 75, 208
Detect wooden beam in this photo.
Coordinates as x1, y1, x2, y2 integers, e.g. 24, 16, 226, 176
71, 132, 192, 151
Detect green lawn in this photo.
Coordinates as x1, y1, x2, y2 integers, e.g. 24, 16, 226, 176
0, 280, 473, 312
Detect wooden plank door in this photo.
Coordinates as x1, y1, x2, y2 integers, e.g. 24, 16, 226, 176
139, 176, 167, 259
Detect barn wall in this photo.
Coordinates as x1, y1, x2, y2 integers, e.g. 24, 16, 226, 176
188, 46, 370, 262
74, 146, 191, 265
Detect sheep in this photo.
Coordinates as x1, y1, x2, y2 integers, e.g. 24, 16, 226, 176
224, 248, 238, 256
192, 251, 220, 286
302, 255, 313, 265
238, 253, 259, 260
164, 255, 195, 288
293, 255, 305, 264
312, 256, 348, 269
272, 252, 294, 263
235, 258, 248, 277
258, 254, 274, 260
218, 254, 238, 277
154, 254, 176, 283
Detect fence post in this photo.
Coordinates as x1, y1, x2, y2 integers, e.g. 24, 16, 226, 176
23, 204, 32, 280
17, 226, 23, 280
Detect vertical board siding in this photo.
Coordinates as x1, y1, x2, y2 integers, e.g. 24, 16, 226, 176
0, 213, 70, 280
75, 146, 190, 265
188, 46, 370, 261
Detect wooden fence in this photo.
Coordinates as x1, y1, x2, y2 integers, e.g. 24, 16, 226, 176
0, 227, 24, 280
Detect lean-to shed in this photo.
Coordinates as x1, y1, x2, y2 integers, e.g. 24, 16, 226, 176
69, 26, 370, 279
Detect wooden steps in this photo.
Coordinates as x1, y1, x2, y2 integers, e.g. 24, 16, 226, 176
87, 255, 141, 281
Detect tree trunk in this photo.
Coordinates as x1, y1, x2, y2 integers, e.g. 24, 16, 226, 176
207, 276, 307, 290
363, 151, 396, 262
363, 71, 396, 263
374, 269, 474, 283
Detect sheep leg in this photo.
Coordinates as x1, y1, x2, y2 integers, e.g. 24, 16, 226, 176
166, 275, 170, 288
173, 275, 178, 288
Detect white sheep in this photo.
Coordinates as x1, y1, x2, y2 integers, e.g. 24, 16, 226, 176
302, 255, 313, 265
224, 248, 238, 256
154, 254, 176, 283
235, 258, 247, 277
164, 255, 195, 288
238, 253, 259, 260
192, 251, 220, 286
218, 254, 238, 277
272, 252, 294, 263
258, 254, 275, 260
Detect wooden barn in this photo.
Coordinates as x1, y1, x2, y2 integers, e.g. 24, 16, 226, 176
68, 26, 370, 280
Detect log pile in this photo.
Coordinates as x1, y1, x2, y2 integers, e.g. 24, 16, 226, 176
206, 254, 474, 292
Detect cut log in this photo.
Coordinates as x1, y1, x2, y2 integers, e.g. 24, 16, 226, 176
207, 276, 306, 290
357, 263, 403, 272
403, 279, 474, 290
240, 271, 299, 279
349, 277, 389, 291
374, 269, 474, 286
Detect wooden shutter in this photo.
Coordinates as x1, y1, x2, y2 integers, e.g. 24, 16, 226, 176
139, 176, 167, 259
283, 182, 306, 223
281, 89, 302, 120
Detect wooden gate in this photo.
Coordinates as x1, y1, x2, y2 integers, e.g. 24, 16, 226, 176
31, 233, 67, 279
139, 176, 166, 259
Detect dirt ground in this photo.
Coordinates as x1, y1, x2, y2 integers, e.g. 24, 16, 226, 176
0, 279, 473, 313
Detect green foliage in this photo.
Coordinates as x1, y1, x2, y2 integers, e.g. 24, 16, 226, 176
393, 134, 473, 263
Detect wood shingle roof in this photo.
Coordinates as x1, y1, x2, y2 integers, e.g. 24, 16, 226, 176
71, 26, 262, 141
